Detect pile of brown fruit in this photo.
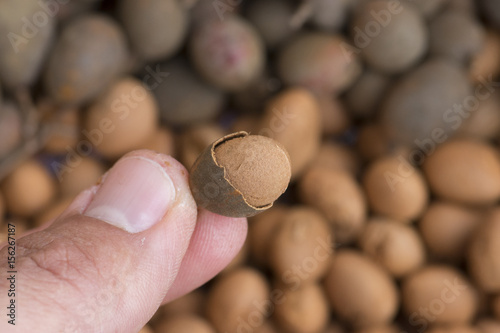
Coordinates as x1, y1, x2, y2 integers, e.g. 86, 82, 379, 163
1, 0, 500, 332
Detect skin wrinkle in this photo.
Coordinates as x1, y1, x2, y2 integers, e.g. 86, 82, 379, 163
28, 243, 85, 294
13, 217, 143, 331
14, 255, 88, 331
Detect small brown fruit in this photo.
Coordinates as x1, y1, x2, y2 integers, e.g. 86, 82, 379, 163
118, 0, 187, 61
325, 250, 399, 327
189, 132, 291, 217
84, 77, 158, 159
44, 15, 128, 105
358, 217, 426, 278
299, 166, 366, 243
419, 202, 481, 262
277, 33, 361, 94
423, 139, 500, 205
269, 207, 333, 285
259, 88, 321, 179
0, 0, 55, 89
189, 15, 265, 91
381, 59, 471, 146
274, 283, 330, 333
467, 208, 500, 292
2, 159, 56, 217
206, 268, 270, 333
363, 155, 428, 221
402, 265, 478, 325
352, 1, 427, 74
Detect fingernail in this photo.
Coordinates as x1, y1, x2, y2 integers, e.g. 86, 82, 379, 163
84, 156, 176, 233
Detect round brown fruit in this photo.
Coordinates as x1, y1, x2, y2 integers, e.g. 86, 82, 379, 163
325, 250, 399, 328
352, 1, 427, 74
189, 15, 265, 91
423, 139, 500, 205
277, 32, 361, 94
381, 58, 471, 146
0, 0, 55, 89
358, 217, 426, 278
206, 268, 270, 333
44, 15, 128, 105
363, 155, 428, 221
467, 208, 500, 292
119, 0, 187, 61
402, 265, 478, 325
2, 159, 56, 217
84, 77, 158, 159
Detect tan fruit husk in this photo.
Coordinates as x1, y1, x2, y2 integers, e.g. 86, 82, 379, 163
189, 131, 273, 218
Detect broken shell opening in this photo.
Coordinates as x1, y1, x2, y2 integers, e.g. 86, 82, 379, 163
213, 131, 291, 209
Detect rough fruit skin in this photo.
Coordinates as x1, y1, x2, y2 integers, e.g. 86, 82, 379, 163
44, 15, 128, 105
190, 132, 291, 218
0, 0, 55, 89
214, 135, 291, 208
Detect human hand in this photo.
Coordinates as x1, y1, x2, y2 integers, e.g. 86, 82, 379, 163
0, 150, 247, 332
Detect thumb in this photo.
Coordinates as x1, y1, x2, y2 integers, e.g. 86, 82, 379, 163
0, 150, 246, 333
